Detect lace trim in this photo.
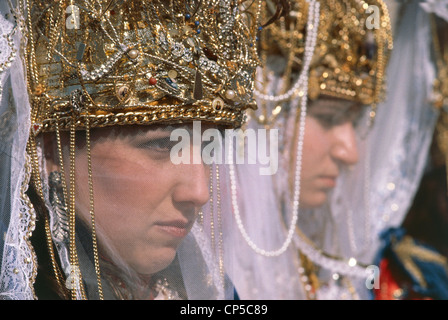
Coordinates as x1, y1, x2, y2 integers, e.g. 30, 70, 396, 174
0, 10, 16, 102
0, 154, 38, 300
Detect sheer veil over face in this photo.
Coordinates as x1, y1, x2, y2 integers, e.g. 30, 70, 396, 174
294, 97, 364, 208
44, 124, 210, 278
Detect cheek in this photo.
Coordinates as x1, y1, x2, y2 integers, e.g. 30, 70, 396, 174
93, 173, 157, 208
298, 121, 332, 207
301, 120, 329, 175
81, 151, 173, 231
90, 149, 159, 201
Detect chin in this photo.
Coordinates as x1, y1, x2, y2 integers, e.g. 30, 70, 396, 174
133, 246, 178, 275
300, 192, 328, 209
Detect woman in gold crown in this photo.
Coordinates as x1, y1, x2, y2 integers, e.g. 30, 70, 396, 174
0, 0, 287, 300
226, 0, 396, 299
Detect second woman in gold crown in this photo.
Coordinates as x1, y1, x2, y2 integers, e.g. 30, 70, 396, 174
226, 0, 394, 299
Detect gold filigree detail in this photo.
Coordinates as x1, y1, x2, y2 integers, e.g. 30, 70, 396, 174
25, 0, 262, 132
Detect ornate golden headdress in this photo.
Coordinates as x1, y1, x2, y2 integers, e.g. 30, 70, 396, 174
262, 0, 393, 106
26, 0, 263, 135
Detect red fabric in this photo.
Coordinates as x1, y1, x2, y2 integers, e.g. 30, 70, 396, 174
373, 258, 433, 300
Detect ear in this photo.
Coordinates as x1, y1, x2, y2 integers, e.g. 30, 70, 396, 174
42, 132, 61, 173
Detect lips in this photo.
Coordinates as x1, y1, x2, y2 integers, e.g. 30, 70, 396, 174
154, 219, 192, 238
317, 175, 337, 188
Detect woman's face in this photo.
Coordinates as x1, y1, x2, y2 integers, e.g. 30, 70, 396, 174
50, 123, 211, 276
296, 97, 363, 208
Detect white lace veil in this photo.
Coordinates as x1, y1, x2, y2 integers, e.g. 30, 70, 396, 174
0, 1, 36, 299
309, 0, 440, 299
224, 80, 305, 299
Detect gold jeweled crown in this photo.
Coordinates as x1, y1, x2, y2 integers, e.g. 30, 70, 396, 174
262, 0, 393, 105
26, 0, 263, 134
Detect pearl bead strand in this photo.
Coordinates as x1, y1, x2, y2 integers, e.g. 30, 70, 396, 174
254, 0, 320, 103
228, 0, 320, 257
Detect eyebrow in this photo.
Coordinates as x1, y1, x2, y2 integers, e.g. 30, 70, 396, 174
145, 124, 189, 132
310, 100, 361, 112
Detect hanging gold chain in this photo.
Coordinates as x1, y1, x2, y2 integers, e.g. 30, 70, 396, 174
85, 118, 104, 299
68, 122, 87, 299
215, 164, 225, 288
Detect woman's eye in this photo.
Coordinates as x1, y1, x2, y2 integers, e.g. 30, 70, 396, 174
314, 114, 336, 127
140, 137, 176, 153
313, 112, 359, 128
350, 110, 364, 128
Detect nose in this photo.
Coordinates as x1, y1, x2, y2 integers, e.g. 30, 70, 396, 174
172, 158, 210, 209
330, 122, 359, 166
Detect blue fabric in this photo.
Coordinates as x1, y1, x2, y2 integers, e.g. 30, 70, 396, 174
375, 227, 448, 300
234, 288, 240, 300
